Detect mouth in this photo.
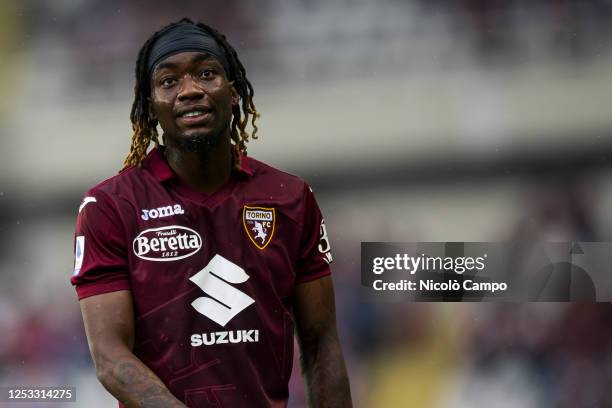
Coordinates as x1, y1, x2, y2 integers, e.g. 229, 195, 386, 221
176, 106, 213, 125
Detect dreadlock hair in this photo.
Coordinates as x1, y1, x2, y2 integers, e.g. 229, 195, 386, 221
123, 18, 259, 169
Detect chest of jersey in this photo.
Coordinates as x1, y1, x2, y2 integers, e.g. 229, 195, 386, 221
123, 188, 300, 317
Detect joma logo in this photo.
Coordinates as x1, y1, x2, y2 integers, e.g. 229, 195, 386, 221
141, 204, 185, 220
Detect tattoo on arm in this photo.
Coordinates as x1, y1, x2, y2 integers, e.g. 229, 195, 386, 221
100, 356, 186, 408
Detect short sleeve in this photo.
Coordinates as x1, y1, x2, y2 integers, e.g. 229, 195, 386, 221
70, 189, 130, 300
296, 183, 333, 284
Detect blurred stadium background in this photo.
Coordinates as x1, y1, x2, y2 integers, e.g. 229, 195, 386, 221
2, 0, 612, 407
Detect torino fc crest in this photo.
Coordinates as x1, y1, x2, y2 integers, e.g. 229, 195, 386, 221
243, 206, 275, 250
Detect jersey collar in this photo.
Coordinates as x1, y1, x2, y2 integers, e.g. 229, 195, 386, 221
145, 145, 253, 183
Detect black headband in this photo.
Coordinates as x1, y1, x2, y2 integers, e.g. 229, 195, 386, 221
146, 23, 231, 78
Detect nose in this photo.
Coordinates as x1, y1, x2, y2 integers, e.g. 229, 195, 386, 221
177, 75, 204, 101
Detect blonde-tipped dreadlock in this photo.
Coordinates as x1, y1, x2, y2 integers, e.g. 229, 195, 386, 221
123, 18, 259, 169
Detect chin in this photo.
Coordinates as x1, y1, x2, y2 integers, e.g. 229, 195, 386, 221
178, 131, 222, 153
180, 127, 215, 139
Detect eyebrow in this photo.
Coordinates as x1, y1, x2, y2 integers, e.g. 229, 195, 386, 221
153, 53, 221, 74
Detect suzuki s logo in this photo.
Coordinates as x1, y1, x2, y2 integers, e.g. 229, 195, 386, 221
189, 254, 255, 326
133, 225, 202, 261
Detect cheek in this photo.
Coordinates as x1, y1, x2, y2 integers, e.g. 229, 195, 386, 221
151, 86, 174, 107
151, 99, 174, 120
214, 88, 235, 115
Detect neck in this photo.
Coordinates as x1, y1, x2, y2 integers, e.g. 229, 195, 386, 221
164, 131, 233, 194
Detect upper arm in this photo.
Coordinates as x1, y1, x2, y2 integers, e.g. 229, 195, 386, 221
295, 280, 352, 407
79, 290, 135, 372
294, 276, 338, 343
71, 190, 130, 299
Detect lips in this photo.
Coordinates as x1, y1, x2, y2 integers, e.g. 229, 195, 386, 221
176, 106, 213, 125
182, 110, 206, 118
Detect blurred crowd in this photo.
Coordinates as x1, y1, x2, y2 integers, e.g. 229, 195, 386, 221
13, 0, 612, 94
423, 0, 612, 61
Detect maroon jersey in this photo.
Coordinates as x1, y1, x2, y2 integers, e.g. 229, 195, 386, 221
70, 147, 333, 407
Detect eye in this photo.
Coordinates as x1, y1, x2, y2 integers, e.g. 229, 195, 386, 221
200, 69, 214, 79
160, 77, 176, 88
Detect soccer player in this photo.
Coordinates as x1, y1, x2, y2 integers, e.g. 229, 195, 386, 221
71, 18, 352, 408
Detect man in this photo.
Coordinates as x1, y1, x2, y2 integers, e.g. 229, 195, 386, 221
71, 18, 352, 408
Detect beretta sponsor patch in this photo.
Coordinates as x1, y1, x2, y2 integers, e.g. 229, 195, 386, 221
243, 206, 275, 250
133, 225, 202, 261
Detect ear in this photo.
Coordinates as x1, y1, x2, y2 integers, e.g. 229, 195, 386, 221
228, 81, 239, 107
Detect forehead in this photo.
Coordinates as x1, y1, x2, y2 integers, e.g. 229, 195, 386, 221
151, 51, 224, 75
